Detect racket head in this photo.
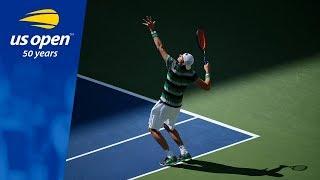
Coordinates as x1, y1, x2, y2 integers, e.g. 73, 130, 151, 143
290, 165, 307, 171
196, 28, 207, 50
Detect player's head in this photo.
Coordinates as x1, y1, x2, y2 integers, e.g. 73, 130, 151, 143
177, 53, 194, 70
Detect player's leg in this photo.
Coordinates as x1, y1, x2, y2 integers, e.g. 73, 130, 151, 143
163, 106, 192, 162
148, 101, 177, 166
163, 124, 191, 161
149, 128, 169, 151
163, 123, 183, 146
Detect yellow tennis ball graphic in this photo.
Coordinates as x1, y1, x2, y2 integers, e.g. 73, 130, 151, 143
19, 9, 59, 29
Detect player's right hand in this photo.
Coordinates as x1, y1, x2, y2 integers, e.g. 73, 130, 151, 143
142, 16, 156, 31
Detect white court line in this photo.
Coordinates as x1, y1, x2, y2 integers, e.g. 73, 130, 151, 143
181, 110, 259, 138
128, 136, 258, 180
75, 74, 260, 179
66, 117, 197, 162
77, 74, 157, 104
77, 74, 259, 138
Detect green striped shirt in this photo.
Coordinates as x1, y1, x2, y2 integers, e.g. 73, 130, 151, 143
160, 55, 198, 107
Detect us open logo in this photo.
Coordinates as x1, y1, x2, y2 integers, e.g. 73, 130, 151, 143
10, 8, 74, 60
19, 9, 59, 29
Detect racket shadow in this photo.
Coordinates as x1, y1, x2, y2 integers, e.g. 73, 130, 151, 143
173, 160, 308, 177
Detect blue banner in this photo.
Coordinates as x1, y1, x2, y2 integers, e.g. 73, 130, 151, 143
0, 1, 86, 180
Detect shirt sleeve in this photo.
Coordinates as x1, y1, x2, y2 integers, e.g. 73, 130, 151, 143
166, 55, 175, 70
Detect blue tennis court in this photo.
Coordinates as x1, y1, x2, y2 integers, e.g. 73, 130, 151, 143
64, 75, 259, 180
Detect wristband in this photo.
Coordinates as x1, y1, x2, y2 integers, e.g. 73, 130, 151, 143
151, 31, 158, 38
205, 73, 210, 79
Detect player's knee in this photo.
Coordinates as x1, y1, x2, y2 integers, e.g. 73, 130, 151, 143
163, 123, 173, 132
149, 128, 158, 133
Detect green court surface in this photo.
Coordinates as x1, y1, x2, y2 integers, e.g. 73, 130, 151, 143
141, 55, 320, 180
77, 0, 320, 179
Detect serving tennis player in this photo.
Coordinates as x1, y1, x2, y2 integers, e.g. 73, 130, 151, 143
143, 16, 212, 166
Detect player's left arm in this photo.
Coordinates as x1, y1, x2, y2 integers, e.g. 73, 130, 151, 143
143, 16, 168, 62
195, 63, 211, 90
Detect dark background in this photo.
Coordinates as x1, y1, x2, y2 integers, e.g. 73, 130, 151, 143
78, 0, 320, 99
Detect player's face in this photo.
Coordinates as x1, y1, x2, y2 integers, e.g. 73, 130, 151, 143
177, 54, 184, 65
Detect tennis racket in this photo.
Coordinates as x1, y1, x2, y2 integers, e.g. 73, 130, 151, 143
196, 28, 208, 64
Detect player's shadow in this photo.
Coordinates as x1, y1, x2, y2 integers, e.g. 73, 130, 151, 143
174, 160, 307, 177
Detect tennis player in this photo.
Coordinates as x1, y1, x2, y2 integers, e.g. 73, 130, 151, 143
143, 16, 211, 166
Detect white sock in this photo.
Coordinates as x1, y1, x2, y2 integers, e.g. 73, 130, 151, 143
165, 150, 174, 157
179, 145, 188, 155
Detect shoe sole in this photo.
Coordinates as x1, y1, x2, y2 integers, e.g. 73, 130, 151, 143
159, 163, 176, 166
178, 156, 192, 162
159, 161, 178, 166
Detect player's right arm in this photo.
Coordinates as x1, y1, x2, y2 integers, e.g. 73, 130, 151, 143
143, 16, 168, 62
195, 63, 211, 90
151, 32, 168, 61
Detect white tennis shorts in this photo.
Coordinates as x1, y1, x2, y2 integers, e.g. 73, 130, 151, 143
148, 101, 181, 130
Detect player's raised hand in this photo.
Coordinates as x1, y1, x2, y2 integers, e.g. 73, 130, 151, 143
142, 16, 156, 31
